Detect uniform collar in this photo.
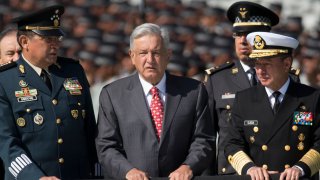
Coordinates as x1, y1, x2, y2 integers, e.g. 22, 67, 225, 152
265, 78, 290, 98
21, 53, 43, 76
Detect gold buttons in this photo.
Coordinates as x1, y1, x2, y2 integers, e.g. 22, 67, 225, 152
285, 164, 290, 169
58, 158, 64, 164
249, 136, 255, 143
292, 125, 298, 131
222, 168, 226, 173
26, 109, 31, 113
298, 133, 305, 141
228, 155, 232, 162
284, 145, 290, 151
262, 145, 268, 151
17, 117, 26, 127
226, 105, 231, 110
52, 99, 58, 105
253, 126, 259, 133
58, 138, 63, 144
297, 142, 304, 151
262, 164, 268, 170
77, 102, 81, 106
56, 118, 61, 124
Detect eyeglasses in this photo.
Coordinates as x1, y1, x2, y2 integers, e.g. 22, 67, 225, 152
232, 32, 250, 39
34, 35, 63, 43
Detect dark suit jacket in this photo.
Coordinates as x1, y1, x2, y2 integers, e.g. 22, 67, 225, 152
225, 80, 320, 178
206, 60, 250, 175
0, 56, 97, 180
96, 72, 216, 179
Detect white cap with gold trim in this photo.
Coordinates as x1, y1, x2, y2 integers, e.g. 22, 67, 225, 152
247, 32, 299, 59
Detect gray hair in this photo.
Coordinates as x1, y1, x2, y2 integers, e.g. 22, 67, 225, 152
0, 24, 18, 42
129, 23, 170, 50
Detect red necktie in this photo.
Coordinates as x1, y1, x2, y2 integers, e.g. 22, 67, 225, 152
150, 86, 164, 140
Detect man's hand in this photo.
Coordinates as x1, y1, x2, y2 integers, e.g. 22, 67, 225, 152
247, 166, 278, 180
39, 176, 60, 180
125, 168, 149, 180
169, 164, 193, 180
279, 166, 301, 180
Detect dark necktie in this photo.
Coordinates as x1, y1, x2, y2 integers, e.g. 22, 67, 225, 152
247, 68, 257, 86
150, 86, 164, 140
272, 91, 281, 114
40, 70, 52, 91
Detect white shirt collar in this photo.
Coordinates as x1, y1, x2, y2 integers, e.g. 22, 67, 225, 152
265, 78, 290, 98
240, 60, 251, 73
139, 73, 166, 96
22, 53, 43, 76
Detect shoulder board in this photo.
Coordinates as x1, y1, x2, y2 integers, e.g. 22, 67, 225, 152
290, 68, 300, 76
205, 61, 234, 75
0, 60, 17, 72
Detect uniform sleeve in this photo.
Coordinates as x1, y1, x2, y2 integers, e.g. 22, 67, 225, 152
95, 87, 134, 179
183, 83, 216, 174
295, 90, 320, 177
0, 84, 45, 179
224, 92, 255, 175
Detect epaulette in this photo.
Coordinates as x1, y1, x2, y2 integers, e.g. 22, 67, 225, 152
205, 61, 235, 75
290, 67, 300, 76
204, 61, 235, 83
0, 60, 17, 72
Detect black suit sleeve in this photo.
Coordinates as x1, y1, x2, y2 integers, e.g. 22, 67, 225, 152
183, 83, 216, 174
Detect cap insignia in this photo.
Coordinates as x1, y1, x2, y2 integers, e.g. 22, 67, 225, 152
254, 35, 265, 50
239, 8, 248, 19
51, 10, 60, 27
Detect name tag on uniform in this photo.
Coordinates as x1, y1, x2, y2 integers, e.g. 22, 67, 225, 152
15, 88, 38, 102
293, 111, 313, 126
222, 93, 235, 99
244, 120, 258, 126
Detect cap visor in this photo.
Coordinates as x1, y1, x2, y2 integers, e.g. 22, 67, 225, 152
32, 29, 65, 36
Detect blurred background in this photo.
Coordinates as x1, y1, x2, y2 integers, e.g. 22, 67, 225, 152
0, 0, 319, 90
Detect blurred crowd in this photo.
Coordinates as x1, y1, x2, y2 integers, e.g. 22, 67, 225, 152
0, 0, 320, 91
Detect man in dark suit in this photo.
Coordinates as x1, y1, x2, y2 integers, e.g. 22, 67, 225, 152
0, 5, 97, 180
95, 23, 215, 180
225, 32, 320, 180
205, 1, 281, 175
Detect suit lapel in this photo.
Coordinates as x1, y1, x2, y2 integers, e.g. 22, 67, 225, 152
129, 74, 158, 140
18, 59, 51, 96
160, 74, 182, 146
230, 60, 251, 89
266, 81, 300, 143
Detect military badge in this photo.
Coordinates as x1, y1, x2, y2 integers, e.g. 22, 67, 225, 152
17, 117, 26, 127
15, 87, 38, 102
19, 65, 25, 74
19, 80, 28, 87
297, 142, 304, 151
71, 109, 78, 119
64, 78, 83, 95
34, 113, 44, 125
232, 68, 238, 74
298, 133, 305, 141
293, 111, 313, 126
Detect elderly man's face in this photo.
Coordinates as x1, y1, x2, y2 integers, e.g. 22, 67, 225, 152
255, 56, 292, 90
129, 34, 170, 85
0, 33, 21, 64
